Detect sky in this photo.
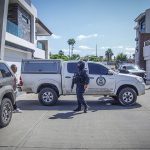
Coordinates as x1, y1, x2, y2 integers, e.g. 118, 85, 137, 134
32, 0, 150, 57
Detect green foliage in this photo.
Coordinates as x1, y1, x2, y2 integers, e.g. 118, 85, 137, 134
67, 39, 76, 46
67, 38, 76, 56
116, 53, 127, 62
70, 54, 80, 60
105, 49, 114, 61
83, 55, 103, 62
50, 54, 69, 61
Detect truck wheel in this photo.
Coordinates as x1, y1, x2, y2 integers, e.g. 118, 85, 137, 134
0, 98, 13, 128
118, 87, 137, 106
38, 88, 58, 106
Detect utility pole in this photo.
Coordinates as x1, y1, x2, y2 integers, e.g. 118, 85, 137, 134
96, 44, 97, 57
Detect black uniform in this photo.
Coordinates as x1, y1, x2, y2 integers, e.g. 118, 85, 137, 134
73, 61, 89, 113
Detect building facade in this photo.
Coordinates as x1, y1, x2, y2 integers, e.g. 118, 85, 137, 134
134, 9, 150, 70
143, 40, 150, 82
0, 0, 52, 74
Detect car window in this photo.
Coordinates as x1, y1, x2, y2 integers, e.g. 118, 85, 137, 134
22, 60, 61, 74
0, 63, 12, 78
88, 63, 108, 75
67, 62, 78, 73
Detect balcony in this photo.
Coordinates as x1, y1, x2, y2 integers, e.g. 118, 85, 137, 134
6, 20, 23, 38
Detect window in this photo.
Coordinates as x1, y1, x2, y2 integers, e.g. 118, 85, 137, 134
22, 15, 29, 24
22, 60, 61, 74
140, 20, 145, 32
67, 63, 78, 73
88, 63, 108, 75
0, 63, 12, 78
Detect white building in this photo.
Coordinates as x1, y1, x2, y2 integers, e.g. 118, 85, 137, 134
134, 8, 150, 70
143, 40, 150, 82
0, 0, 52, 74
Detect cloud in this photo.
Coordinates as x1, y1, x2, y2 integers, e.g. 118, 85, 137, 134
125, 47, 135, 52
79, 45, 94, 50
112, 46, 124, 49
76, 34, 98, 41
101, 46, 111, 50
51, 34, 61, 39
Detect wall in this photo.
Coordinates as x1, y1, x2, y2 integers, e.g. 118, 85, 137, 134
146, 9, 150, 33
138, 33, 150, 69
0, 0, 9, 60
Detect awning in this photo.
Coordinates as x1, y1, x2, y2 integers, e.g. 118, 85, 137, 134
36, 18, 52, 36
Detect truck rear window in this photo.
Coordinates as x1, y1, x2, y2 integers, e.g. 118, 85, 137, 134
22, 60, 61, 74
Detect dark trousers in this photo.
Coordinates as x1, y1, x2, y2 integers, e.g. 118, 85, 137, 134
13, 103, 17, 110
76, 92, 87, 109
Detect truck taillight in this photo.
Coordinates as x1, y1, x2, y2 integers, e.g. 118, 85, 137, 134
13, 77, 17, 90
19, 76, 23, 86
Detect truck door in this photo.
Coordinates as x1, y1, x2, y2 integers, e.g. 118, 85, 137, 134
86, 63, 116, 95
62, 62, 78, 94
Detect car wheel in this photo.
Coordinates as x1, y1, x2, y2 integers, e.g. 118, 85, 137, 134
0, 98, 13, 128
118, 87, 137, 106
38, 88, 58, 106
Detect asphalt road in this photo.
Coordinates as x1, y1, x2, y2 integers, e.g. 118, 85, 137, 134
0, 90, 150, 150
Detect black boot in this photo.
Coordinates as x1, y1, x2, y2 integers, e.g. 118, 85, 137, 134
73, 107, 81, 112
84, 106, 88, 113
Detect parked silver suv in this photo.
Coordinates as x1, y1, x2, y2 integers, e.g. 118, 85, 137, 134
0, 61, 16, 128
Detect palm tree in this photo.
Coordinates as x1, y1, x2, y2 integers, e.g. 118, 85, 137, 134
105, 49, 114, 62
67, 39, 76, 57
116, 53, 127, 62
58, 50, 64, 56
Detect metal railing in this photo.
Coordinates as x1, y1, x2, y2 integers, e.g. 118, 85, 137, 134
6, 20, 23, 38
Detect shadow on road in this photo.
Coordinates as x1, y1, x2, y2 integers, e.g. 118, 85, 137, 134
49, 111, 83, 119
16, 97, 142, 112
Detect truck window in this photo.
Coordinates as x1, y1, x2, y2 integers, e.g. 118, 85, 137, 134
67, 62, 78, 73
22, 61, 60, 74
0, 63, 12, 78
88, 63, 108, 75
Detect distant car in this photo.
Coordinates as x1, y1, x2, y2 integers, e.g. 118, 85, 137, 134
0, 61, 16, 128
118, 64, 146, 83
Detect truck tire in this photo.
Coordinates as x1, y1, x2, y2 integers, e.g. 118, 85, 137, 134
38, 88, 58, 106
118, 87, 137, 106
0, 98, 13, 128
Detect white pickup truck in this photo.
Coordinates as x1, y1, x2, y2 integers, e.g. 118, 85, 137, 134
20, 59, 145, 106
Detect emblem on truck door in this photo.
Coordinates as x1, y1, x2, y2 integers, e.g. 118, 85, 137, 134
96, 77, 106, 86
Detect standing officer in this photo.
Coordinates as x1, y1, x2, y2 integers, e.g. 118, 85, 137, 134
10, 64, 22, 113
73, 61, 89, 113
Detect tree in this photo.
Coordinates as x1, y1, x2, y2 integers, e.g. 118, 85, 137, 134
116, 53, 127, 62
83, 55, 103, 62
67, 38, 76, 57
50, 54, 69, 61
70, 54, 80, 60
105, 49, 114, 62
58, 50, 64, 56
